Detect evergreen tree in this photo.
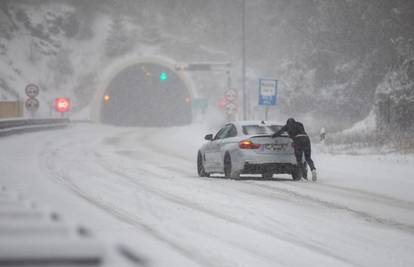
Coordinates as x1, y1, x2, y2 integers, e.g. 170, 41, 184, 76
105, 16, 134, 58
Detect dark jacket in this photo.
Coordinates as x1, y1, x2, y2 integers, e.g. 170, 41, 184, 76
272, 119, 308, 139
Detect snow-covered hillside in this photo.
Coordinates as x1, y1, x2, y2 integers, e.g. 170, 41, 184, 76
0, 1, 232, 118
0, 0, 413, 131
0, 2, 108, 115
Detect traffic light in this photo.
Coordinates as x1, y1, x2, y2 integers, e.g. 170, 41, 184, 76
159, 71, 168, 81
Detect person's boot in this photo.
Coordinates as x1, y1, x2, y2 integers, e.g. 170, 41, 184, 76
311, 169, 317, 181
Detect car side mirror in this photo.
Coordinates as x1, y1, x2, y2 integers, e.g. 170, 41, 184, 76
204, 134, 213, 141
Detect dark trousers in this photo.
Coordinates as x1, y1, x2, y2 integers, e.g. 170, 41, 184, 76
293, 136, 316, 171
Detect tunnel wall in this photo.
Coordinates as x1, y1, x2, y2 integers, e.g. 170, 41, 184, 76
90, 56, 197, 125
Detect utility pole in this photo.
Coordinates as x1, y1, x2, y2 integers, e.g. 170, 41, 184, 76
241, 0, 247, 120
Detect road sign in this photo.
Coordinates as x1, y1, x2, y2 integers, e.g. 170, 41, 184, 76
25, 84, 39, 98
225, 102, 238, 115
259, 79, 278, 105
55, 98, 70, 113
25, 98, 39, 112
224, 89, 238, 102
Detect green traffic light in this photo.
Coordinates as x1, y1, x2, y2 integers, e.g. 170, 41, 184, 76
160, 71, 168, 81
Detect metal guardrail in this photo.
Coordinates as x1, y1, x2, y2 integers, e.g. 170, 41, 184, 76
0, 118, 70, 137
0, 185, 103, 266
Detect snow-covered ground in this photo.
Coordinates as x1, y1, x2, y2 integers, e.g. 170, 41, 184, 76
1, 123, 414, 267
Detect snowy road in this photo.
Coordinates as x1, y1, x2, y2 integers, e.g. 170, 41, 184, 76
1, 123, 414, 267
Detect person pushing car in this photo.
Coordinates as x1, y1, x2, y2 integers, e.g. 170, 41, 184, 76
272, 118, 317, 181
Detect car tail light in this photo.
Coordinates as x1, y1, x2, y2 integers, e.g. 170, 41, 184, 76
239, 140, 261, 149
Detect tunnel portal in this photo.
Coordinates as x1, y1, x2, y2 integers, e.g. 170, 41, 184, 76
101, 63, 192, 127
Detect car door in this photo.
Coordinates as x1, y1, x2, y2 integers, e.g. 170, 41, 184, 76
216, 124, 238, 169
203, 126, 229, 170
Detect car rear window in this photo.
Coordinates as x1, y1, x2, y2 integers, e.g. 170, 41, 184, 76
242, 125, 283, 135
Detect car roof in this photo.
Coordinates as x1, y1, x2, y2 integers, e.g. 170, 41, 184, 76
227, 120, 284, 128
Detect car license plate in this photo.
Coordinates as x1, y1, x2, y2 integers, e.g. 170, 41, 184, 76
265, 144, 284, 151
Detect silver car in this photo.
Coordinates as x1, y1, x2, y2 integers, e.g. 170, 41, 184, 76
197, 121, 303, 180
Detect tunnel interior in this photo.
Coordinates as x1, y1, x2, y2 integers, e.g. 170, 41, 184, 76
101, 63, 192, 127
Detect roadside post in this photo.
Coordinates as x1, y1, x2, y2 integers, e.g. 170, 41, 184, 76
258, 79, 278, 120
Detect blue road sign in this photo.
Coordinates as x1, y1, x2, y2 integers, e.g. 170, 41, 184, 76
259, 79, 278, 105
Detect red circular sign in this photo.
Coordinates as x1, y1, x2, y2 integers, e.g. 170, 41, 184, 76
55, 98, 70, 113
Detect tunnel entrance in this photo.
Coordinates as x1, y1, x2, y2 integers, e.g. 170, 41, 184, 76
101, 63, 192, 127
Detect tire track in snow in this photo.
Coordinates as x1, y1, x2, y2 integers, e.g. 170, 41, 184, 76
40, 134, 218, 267
141, 128, 414, 209
44, 141, 347, 267
96, 158, 361, 267
51, 173, 213, 267
151, 156, 414, 235
305, 182, 414, 209
135, 130, 414, 235
246, 181, 414, 235
40, 127, 410, 266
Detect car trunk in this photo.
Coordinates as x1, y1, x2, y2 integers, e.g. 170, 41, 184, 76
249, 135, 293, 154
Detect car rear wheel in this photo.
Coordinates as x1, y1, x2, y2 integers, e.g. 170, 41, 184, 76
224, 153, 240, 179
197, 152, 209, 177
291, 165, 301, 181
